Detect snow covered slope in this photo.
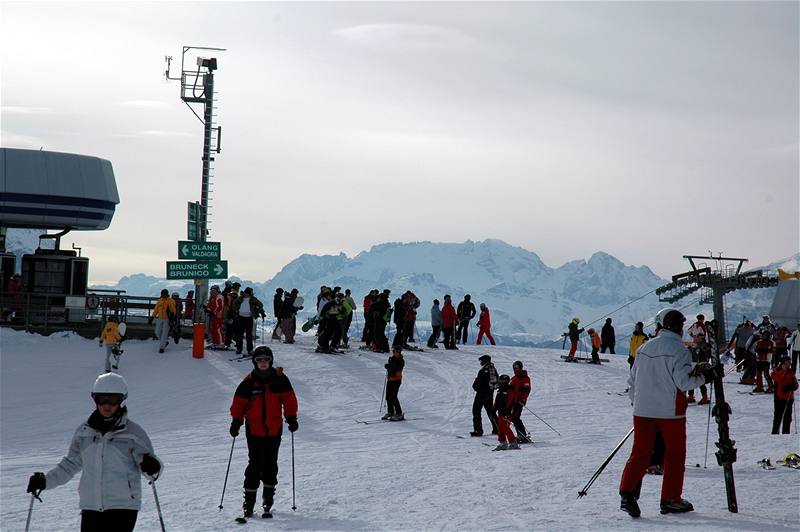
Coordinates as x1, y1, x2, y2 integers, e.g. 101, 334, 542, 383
1, 329, 798, 531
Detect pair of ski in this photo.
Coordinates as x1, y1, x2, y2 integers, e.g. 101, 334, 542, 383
235, 511, 272, 524
314, 348, 347, 355
355, 417, 423, 424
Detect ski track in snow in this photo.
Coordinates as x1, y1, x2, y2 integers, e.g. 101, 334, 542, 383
1, 329, 798, 531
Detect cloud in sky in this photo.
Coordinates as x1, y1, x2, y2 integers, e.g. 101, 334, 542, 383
0, 1, 797, 285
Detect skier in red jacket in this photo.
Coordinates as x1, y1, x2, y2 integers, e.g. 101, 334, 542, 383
229, 346, 298, 519
441, 295, 459, 350
770, 355, 797, 434
509, 360, 532, 443
476, 304, 496, 345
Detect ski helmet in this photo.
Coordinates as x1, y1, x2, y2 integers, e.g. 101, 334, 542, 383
498, 374, 510, 385
92, 373, 128, 401
587, 328, 596, 334
572, 317, 580, 325
160, 289, 169, 297
512, 360, 523, 371
656, 308, 685, 333
251, 345, 274, 368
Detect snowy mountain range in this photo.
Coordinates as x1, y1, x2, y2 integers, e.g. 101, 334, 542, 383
5, 230, 796, 346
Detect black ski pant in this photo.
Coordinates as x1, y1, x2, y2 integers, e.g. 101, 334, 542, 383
318, 317, 337, 351
362, 313, 373, 343
590, 347, 600, 363
244, 434, 281, 492
406, 318, 416, 342
427, 325, 441, 348
392, 321, 406, 347
386, 379, 402, 416
443, 327, 456, 349
235, 316, 254, 354
472, 391, 498, 434
601, 342, 615, 354
742, 351, 757, 380
81, 510, 137, 532
772, 396, 794, 434
457, 319, 471, 344
224, 319, 236, 347
374, 320, 390, 352
511, 403, 527, 437
344, 314, 353, 343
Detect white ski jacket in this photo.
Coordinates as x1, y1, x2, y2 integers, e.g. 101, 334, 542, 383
628, 330, 706, 419
45, 411, 161, 512
790, 330, 800, 352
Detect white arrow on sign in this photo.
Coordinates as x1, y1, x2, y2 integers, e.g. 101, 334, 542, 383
181, 244, 190, 255
214, 263, 224, 276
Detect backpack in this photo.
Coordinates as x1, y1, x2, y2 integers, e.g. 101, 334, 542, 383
487, 363, 499, 390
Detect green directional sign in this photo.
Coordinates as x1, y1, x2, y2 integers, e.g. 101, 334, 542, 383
166, 260, 228, 280
178, 241, 221, 260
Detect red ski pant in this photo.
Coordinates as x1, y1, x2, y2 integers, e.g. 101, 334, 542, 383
210, 316, 224, 345
568, 339, 578, 357
476, 328, 495, 345
619, 416, 686, 502
497, 416, 515, 443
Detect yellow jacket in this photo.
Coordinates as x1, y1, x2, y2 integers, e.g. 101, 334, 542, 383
100, 321, 122, 346
629, 332, 648, 359
152, 297, 177, 319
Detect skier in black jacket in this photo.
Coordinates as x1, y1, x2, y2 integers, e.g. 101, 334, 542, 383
271, 289, 283, 340
370, 293, 392, 353
382, 347, 405, 421
392, 297, 406, 348
601, 318, 616, 354
470, 354, 499, 436
456, 295, 477, 345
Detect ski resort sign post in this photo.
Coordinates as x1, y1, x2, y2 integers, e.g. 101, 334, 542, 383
178, 241, 221, 260
166, 260, 228, 280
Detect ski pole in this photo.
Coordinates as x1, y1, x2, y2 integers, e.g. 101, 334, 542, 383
24, 492, 39, 532
379, 374, 387, 413
577, 426, 634, 499
150, 480, 166, 532
218, 436, 236, 511
523, 405, 561, 436
703, 385, 714, 468
291, 431, 297, 511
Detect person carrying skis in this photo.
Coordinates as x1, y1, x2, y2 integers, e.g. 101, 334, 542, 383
600, 318, 616, 354
205, 285, 225, 348
229, 346, 298, 519
441, 295, 458, 350
148, 289, 176, 353
382, 347, 405, 421
565, 317, 584, 361
476, 303, 496, 345
26, 373, 162, 532
509, 360, 532, 443
470, 354, 499, 436
628, 322, 648, 369
456, 294, 477, 344
99, 315, 123, 372
587, 328, 602, 364
492, 375, 520, 450
618, 308, 720, 518
427, 299, 442, 349
770, 355, 798, 434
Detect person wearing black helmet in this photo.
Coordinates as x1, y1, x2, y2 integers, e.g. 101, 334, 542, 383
470, 355, 499, 437
229, 346, 298, 519
601, 318, 616, 354
618, 309, 720, 518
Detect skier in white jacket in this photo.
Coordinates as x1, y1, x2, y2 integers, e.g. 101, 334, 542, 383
26, 373, 162, 531
618, 308, 721, 518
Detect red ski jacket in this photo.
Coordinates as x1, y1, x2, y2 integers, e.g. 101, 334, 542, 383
771, 367, 798, 401
509, 370, 531, 405
754, 339, 775, 363
477, 308, 491, 330
441, 302, 458, 327
230, 368, 298, 437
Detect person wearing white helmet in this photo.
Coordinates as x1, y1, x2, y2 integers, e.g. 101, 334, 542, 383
618, 309, 721, 518
26, 373, 162, 531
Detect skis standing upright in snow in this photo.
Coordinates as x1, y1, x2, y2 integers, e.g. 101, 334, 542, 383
709, 324, 738, 513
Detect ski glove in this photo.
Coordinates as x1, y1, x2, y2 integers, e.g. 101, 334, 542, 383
286, 416, 299, 432
702, 364, 724, 384
140, 454, 161, 476
27, 472, 45, 493
230, 418, 242, 437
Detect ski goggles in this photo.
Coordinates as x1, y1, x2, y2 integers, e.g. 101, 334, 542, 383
254, 355, 272, 363
93, 394, 123, 406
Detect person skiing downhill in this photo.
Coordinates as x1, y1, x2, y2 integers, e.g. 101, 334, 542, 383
492, 375, 520, 450
229, 346, 298, 519
509, 361, 532, 443
470, 355, 499, 436
382, 347, 405, 421
618, 308, 721, 518
26, 373, 162, 532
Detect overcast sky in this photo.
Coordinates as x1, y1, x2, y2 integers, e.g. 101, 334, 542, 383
2, 1, 798, 284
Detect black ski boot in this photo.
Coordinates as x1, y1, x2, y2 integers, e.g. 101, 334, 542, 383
620, 493, 641, 518
243, 489, 257, 518
660, 499, 694, 514
469, 431, 483, 437
262, 485, 275, 518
